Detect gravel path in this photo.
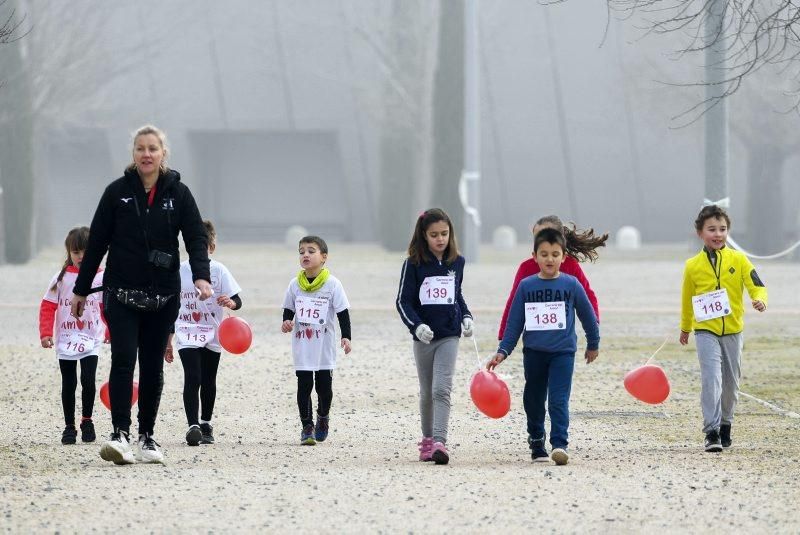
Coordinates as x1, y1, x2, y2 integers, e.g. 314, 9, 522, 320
1, 244, 798, 533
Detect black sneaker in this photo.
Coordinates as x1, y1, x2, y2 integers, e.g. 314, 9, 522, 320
314, 414, 329, 442
528, 434, 549, 463
199, 423, 214, 444
704, 430, 723, 452
61, 425, 77, 445
80, 420, 96, 442
186, 424, 202, 446
720, 424, 732, 448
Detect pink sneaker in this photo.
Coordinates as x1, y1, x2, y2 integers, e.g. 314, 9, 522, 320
431, 441, 449, 465
418, 437, 433, 461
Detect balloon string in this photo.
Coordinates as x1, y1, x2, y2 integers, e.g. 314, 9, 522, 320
471, 335, 482, 370
645, 336, 669, 366
195, 288, 221, 327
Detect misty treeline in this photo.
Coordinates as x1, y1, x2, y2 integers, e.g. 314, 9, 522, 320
0, 1, 798, 262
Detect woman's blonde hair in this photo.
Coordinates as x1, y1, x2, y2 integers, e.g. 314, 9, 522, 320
126, 124, 170, 174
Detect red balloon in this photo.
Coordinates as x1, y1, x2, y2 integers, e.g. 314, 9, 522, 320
624, 364, 670, 404
99, 380, 139, 411
470, 370, 511, 418
218, 316, 252, 354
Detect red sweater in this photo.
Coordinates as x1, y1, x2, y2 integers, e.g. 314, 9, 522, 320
497, 255, 599, 340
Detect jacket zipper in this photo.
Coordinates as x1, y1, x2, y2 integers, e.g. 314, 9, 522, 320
705, 249, 725, 335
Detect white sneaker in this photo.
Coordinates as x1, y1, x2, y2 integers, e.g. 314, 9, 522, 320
99, 430, 135, 465
135, 433, 164, 464
551, 448, 569, 466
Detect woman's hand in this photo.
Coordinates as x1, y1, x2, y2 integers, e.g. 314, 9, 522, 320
281, 320, 294, 333
341, 338, 352, 355
71, 294, 87, 318
41, 336, 54, 349
752, 300, 766, 312
585, 349, 599, 363
195, 279, 213, 301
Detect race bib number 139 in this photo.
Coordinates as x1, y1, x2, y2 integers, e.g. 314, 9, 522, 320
419, 276, 455, 305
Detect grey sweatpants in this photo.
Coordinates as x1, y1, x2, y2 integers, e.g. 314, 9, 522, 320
413, 336, 459, 444
695, 331, 743, 433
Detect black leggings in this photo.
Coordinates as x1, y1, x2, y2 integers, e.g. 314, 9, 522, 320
296, 370, 333, 426
178, 347, 221, 426
58, 355, 98, 426
104, 292, 180, 435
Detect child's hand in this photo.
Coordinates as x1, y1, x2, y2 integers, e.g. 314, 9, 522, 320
40, 336, 54, 349
164, 334, 174, 363
216, 294, 235, 309
486, 353, 506, 371
679, 331, 690, 346
415, 324, 434, 344
341, 338, 351, 355
461, 317, 474, 338
752, 300, 766, 312
585, 349, 598, 363
281, 320, 294, 333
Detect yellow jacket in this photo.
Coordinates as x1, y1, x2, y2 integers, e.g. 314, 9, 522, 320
680, 246, 768, 335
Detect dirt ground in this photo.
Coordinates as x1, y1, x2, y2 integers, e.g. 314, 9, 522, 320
1, 243, 798, 533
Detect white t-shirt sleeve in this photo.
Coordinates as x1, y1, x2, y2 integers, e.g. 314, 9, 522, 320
42, 272, 60, 303
217, 263, 242, 299
332, 279, 350, 313
282, 280, 297, 311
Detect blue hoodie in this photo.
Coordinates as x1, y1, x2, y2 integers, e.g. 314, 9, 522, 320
396, 255, 472, 342
498, 273, 599, 356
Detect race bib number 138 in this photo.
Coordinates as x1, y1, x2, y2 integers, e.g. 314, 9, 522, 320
525, 302, 566, 331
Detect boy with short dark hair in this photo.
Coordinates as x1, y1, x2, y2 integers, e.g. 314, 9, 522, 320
680, 205, 767, 452
488, 227, 599, 465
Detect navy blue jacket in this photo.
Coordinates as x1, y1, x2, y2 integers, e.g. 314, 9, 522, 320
396, 255, 472, 341
498, 273, 599, 356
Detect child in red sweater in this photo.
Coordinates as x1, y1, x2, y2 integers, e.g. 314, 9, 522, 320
498, 215, 607, 340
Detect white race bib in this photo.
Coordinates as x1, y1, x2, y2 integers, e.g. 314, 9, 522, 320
419, 276, 455, 305
57, 331, 95, 356
692, 288, 731, 322
295, 295, 330, 325
175, 324, 215, 347
525, 302, 566, 331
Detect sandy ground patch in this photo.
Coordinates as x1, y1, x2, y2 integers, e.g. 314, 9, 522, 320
1, 244, 798, 533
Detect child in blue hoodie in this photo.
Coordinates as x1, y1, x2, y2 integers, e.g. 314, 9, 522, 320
396, 208, 473, 465
488, 227, 599, 466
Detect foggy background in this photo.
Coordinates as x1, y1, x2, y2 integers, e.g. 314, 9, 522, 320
1, 0, 798, 263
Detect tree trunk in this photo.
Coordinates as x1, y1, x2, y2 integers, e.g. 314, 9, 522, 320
744, 145, 785, 256
430, 0, 464, 236
0, 5, 34, 264
378, 2, 430, 251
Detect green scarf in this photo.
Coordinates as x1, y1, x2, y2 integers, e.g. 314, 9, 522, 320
297, 267, 330, 293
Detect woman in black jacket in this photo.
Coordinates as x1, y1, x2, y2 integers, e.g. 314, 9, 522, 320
72, 125, 213, 465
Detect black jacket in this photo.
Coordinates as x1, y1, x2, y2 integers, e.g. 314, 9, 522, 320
74, 168, 210, 296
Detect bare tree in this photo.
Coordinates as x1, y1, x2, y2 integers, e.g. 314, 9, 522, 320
0, 2, 136, 263
577, 1, 800, 114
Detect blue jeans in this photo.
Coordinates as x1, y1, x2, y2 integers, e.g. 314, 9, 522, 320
523, 348, 575, 449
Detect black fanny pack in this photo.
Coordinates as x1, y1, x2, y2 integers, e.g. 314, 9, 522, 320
110, 287, 174, 312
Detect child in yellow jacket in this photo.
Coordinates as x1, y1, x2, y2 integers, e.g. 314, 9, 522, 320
680, 205, 767, 452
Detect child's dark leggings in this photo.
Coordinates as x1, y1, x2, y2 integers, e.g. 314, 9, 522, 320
296, 370, 333, 426
178, 347, 221, 426
58, 355, 98, 426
